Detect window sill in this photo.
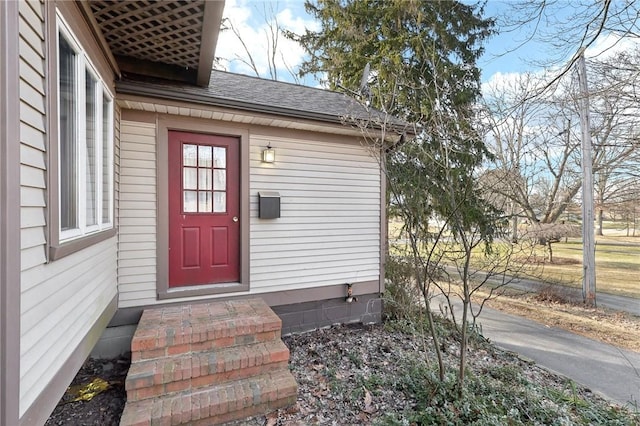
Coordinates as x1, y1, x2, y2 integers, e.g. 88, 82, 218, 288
49, 227, 117, 261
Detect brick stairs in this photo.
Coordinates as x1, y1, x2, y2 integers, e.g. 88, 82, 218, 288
119, 298, 298, 425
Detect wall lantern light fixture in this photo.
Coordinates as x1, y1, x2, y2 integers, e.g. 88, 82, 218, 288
262, 144, 276, 163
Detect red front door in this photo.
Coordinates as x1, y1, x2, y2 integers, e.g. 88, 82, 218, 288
168, 131, 240, 287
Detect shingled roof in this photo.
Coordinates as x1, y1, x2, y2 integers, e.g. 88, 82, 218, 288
117, 70, 408, 131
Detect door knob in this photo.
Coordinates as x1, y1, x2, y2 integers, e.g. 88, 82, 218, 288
232, 216, 238, 222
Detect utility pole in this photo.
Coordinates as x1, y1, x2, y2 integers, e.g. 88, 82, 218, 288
576, 51, 596, 307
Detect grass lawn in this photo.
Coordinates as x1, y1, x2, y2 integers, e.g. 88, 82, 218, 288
533, 236, 640, 299
389, 220, 640, 299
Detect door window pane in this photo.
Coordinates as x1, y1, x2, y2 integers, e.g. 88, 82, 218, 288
183, 168, 197, 190
213, 192, 226, 213
213, 170, 226, 190
199, 191, 212, 212
183, 144, 197, 167
59, 33, 77, 231
183, 191, 197, 212
199, 169, 212, 190
198, 145, 212, 167
213, 147, 226, 168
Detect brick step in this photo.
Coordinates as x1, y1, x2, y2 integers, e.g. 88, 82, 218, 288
126, 340, 291, 402
131, 299, 282, 362
119, 369, 298, 426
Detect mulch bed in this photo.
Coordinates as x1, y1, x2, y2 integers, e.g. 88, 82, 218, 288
45, 356, 129, 426
46, 322, 628, 425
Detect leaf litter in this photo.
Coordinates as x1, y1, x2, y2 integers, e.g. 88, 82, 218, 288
47, 322, 637, 425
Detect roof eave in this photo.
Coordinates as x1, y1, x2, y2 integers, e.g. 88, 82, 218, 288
116, 79, 413, 141
116, 80, 347, 126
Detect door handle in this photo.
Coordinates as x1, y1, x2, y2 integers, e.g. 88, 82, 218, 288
232, 216, 238, 222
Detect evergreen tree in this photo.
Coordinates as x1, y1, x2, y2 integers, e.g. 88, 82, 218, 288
293, 0, 502, 392
293, 0, 497, 238
294, 0, 493, 123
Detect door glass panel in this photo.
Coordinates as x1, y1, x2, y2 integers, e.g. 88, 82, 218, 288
183, 144, 197, 167
199, 191, 212, 212
213, 170, 226, 191
182, 142, 228, 214
213, 192, 226, 213
199, 169, 212, 190
213, 147, 226, 168
183, 190, 197, 212
183, 168, 197, 190
198, 145, 212, 167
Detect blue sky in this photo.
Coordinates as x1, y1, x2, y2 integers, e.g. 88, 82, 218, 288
477, 1, 549, 80
216, 1, 635, 89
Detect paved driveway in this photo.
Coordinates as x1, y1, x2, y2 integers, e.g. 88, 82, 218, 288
477, 305, 640, 406
434, 295, 640, 406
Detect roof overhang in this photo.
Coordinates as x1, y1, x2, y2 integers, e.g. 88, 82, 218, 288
117, 93, 374, 139
87, 0, 224, 86
117, 79, 349, 126
116, 79, 412, 142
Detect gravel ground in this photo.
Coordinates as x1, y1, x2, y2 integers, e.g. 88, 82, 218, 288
46, 322, 635, 425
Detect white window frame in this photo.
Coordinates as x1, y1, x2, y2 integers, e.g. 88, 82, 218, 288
56, 12, 114, 243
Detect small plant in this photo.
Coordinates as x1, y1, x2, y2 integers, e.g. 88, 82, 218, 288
361, 373, 386, 392
486, 365, 523, 384
383, 255, 423, 322
369, 317, 640, 425
324, 366, 345, 395
347, 351, 363, 369
535, 284, 571, 304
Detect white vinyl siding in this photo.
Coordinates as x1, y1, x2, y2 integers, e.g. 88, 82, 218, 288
117, 112, 381, 307
118, 120, 158, 307
249, 135, 380, 291
18, 1, 117, 417
19, 0, 47, 271
19, 240, 116, 415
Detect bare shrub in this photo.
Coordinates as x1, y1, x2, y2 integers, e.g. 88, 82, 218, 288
383, 255, 423, 322
534, 285, 571, 304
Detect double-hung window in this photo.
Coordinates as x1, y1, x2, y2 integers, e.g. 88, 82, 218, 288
56, 14, 114, 245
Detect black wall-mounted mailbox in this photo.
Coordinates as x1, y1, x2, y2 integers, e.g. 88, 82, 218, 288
258, 191, 280, 219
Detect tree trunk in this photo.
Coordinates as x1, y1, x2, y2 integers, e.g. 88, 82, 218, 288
597, 208, 603, 236
426, 303, 445, 382
511, 215, 518, 243
457, 237, 472, 396
457, 298, 468, 397
408, 232, 445, 382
